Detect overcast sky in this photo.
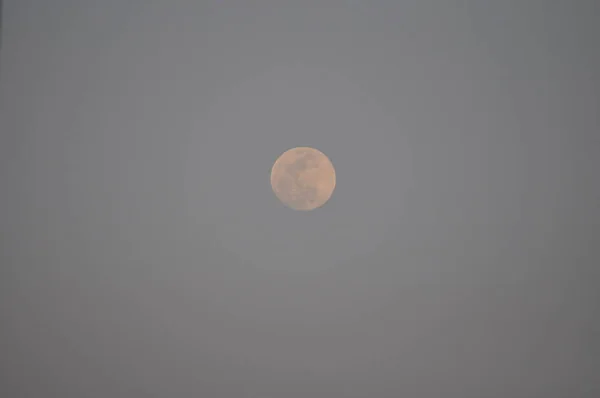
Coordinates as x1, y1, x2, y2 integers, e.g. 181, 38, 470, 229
1, 1, 599, 396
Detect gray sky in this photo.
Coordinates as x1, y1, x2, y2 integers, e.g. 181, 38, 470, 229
1, 1, 599, 396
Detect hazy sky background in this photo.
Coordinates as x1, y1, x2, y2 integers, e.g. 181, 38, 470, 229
1, 1, 598, 396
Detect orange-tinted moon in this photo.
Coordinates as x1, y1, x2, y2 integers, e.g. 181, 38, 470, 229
270, 147, 336, 211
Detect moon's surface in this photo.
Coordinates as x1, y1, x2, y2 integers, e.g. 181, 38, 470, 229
270, 147, 336, 211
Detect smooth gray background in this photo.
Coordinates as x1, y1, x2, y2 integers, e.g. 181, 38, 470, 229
1, 1, 598, 396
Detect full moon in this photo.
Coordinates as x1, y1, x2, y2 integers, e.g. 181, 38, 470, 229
270, 147, 336, 211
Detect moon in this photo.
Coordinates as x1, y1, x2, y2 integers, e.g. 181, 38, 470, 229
270, 147, 336, 211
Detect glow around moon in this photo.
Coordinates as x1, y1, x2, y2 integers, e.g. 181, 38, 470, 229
270, 147, 336, 211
